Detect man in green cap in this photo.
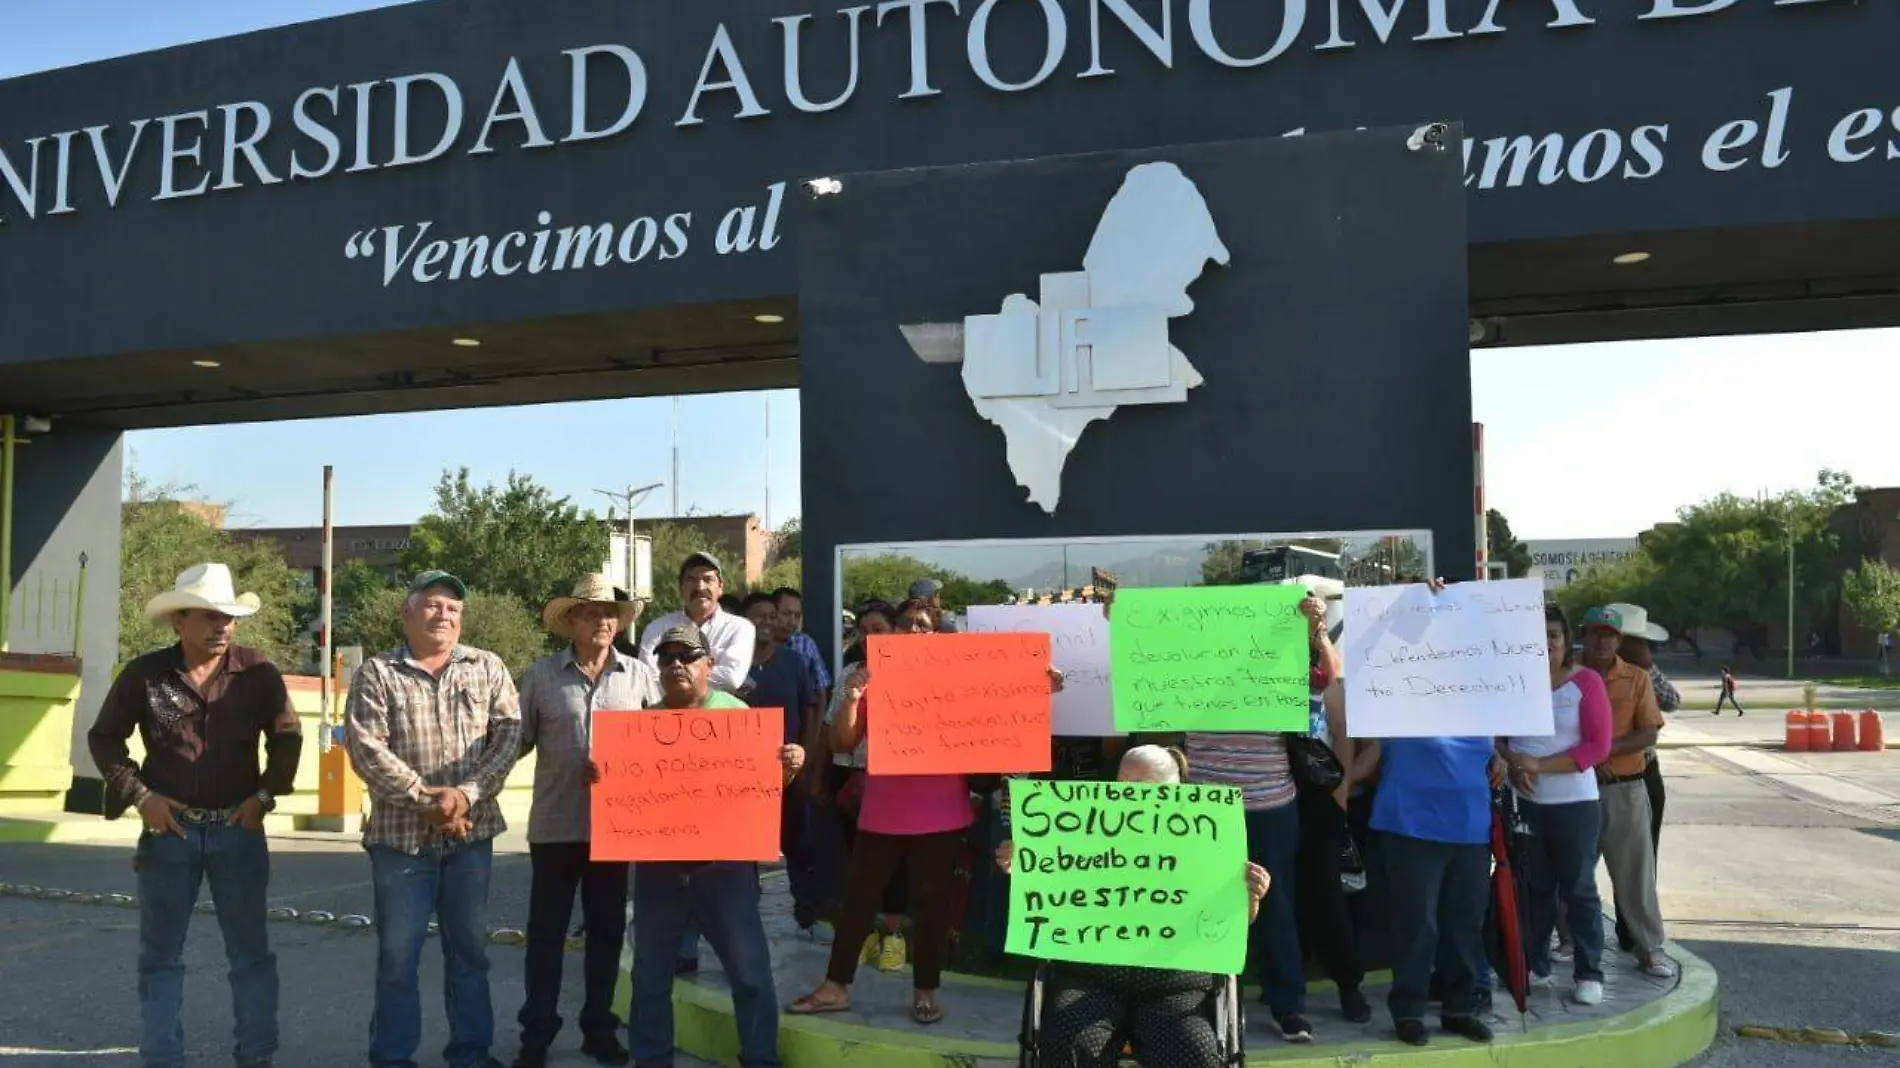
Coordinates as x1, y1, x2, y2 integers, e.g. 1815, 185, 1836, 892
346, 569, 523, 1068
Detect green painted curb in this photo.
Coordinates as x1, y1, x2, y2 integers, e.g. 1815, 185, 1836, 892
639, 943, 1717, 1067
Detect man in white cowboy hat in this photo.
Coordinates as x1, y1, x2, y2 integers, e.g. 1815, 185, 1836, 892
1604, 602, 1680, 956
509, 574, 660, 1068
88, 562, 304, 1068
1578, 603, 1675, 980
346, 569, 522, 1068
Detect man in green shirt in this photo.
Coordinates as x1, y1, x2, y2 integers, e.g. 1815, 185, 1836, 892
627, 622, 803, 1068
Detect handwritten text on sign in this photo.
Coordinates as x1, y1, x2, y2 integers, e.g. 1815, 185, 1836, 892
1341, 578, 1555, 738
865, 633, 1053, 775
588, 707, 784, 863
1006, 780, 1249, 974
967, 604, 1113, 737
1109, 585, 1309, 732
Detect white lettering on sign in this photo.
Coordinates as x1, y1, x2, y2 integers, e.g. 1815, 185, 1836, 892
1341, 578, 1555, 738
0, 0, 1867, 229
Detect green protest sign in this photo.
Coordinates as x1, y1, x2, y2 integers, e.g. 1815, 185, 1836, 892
1005, 779, 1250, 974
1109, 584, 1309, 732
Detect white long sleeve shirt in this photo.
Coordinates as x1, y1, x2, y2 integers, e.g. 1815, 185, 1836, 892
636, 608, 756, 694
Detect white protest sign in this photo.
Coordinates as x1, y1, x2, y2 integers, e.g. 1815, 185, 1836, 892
1340, 578, 1554, 738
966, 603, 1114, 736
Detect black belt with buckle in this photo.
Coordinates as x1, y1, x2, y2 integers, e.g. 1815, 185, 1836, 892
177, 805, 240, 825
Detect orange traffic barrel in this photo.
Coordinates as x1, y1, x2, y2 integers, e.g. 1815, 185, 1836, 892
1832, 712, 1859, 752
1808, 711, 1834, 751
1785, 710, 1810, 751
1860, 710, 1886, 751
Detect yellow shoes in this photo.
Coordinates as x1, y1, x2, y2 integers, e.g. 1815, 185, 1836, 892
878, 931, 909, 973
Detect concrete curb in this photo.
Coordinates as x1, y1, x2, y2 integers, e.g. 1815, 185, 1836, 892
646, 942, 1719, 1068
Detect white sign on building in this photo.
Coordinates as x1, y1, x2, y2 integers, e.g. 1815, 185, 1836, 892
1524, 538, 1641, 591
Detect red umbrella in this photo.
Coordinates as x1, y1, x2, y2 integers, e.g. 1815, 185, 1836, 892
1489, 797, 1530, 1015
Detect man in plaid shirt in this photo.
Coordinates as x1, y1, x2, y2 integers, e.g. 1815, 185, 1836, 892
347, 570, 522, 1068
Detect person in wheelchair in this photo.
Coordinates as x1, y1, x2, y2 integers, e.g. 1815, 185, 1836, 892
997, 745, 1271, 1067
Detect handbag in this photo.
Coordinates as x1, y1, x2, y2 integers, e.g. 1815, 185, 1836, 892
1283, 732, 1345, 791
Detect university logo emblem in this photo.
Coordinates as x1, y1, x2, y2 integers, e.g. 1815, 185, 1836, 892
901, 162, 1230, 514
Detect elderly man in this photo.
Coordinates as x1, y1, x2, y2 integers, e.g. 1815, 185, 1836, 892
628, 622, 804, 1068
88, 563, 303, 1068
346, 570, 523, 1068
511, 575, 659, 1068
1606, 602, 1679, 958
637, 552, 754, 693
1579, 604, 1675, 979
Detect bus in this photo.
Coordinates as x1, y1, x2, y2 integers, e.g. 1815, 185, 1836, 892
1238, 544, 1343, 584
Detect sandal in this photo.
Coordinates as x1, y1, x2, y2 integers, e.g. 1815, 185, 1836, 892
787, 992, 852, 1015
911, 998, 944, 1025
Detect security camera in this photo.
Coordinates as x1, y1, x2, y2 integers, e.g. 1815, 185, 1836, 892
1407, 122, 1450, 153
803, 177, 843, 198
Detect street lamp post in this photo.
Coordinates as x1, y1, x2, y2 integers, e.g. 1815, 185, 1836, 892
597, 483, 664, 593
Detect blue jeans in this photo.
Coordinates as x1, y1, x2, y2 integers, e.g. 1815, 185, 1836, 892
368, 838, 495, 1068
136, 822, 277, 1068
1520, 798, 1605, 982
1243, 802, 1305, 1016
1381, 832, 1489, 1022
632, 862, 781, 1068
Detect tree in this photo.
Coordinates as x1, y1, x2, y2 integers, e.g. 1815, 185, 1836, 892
401, 468, 606, 610
839, 553, 1008, 611
1555, 470, 1861, 659
1486, 509, 1534, 578
768, 517, 802, 566
120, 472, 309, 668
335, 585, 550, 678
1841, 558, 1900, 638
757, 555, 804, 596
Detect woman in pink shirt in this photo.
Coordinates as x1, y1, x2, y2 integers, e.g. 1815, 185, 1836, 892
1499, 605, 1615, 1007
788, 598, 1059, 1025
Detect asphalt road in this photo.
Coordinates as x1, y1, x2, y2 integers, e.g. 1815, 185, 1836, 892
2, 738, 1895, 1068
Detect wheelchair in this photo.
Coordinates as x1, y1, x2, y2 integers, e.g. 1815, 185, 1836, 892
1017, 960, 1247, 1068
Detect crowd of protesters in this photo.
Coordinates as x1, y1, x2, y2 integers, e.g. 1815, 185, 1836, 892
88, 554, 1682, 1068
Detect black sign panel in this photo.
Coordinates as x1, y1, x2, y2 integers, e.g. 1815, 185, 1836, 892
796, 127, 1472, 656
0, 0, 1888, 365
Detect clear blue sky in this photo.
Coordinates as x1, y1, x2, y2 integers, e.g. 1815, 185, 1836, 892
8, 3, 1899, 540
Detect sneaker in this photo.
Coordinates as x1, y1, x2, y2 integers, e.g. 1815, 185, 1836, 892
1275, 1013, 1315, 1043
1339, 986, 1372, 1024
878, 931, 909, 973
1574, 980, 1605, 1007
1441, 1015, 1494, 1044
860, 933, 882, 966
1528, 972, 1556, 990
1642, 954, 1678, 979
1396, 1019, 1429, 1046
1553, 940, 1574, 962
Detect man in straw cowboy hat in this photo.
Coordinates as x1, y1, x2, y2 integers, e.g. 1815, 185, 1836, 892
346, 570, 522, 1068
88, 562, 304, 1068
510, 574, 659, 1068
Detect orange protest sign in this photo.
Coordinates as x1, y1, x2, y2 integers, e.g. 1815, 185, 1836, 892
588, 707, 784, 862
865, 633, 1054, 775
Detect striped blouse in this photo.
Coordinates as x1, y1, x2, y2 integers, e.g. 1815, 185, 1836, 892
1182, 730, 1296, 812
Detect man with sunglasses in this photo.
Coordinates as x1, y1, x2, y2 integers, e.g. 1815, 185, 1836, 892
627, 622, 805, 1068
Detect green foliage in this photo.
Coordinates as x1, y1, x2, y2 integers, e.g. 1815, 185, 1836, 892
331, 558, 390, 610
1486, 509, 1534, 578
641, 520, 745, 616
1841, 558, 1900, 637
1556, 469, 1861, 648
757, 555, 804, 596
769, 518, 802, 565
334, 584, 551, 678
120, 472, 310, 669
840, 553, 1010, 611
400, 468, 606, 609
